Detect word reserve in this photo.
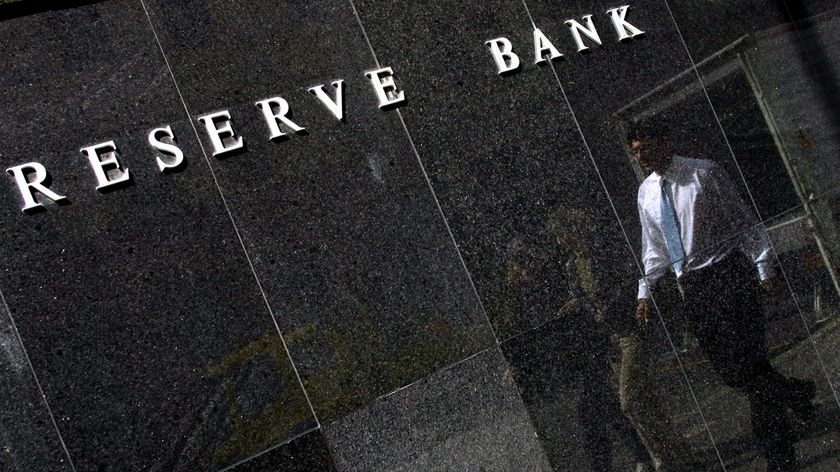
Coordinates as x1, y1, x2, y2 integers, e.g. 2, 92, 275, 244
5, 67, 405, 213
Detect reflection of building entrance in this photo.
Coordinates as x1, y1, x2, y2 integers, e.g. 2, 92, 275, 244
613, 9, 840, 326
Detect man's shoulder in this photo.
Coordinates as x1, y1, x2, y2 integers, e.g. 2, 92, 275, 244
676, 156, 718, 172
638, 173, 659, 195
637, 176, 660, 212
674, 156, 719, 173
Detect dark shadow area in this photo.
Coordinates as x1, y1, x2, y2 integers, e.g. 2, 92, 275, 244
0, 0, 104, 21
210, 142, 248, 160
21, 204, 46, 215
713, 402, 840, 469
95, 172, 134, 194
498, 67, 521, 77
268, 128, 309, 144
798, 403, 840, 437
160, 159, 188, 174
377, 97, 408, 112
779, 0, 840, 144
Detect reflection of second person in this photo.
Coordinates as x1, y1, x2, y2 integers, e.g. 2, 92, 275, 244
549, 207, 653, 472
551, 207, 702, 472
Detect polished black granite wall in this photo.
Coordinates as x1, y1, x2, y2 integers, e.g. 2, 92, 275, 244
1, 1, 839, 471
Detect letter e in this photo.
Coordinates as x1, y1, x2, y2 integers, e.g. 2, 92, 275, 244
197, 110, 245, 157
80, 141, 131, 192
365, 67, 406, 109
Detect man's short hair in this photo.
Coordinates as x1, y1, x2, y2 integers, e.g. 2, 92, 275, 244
625, 115, 673, 145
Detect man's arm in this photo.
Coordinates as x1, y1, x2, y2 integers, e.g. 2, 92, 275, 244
637, 191, 670, 299
710, 165, 777, 282
637, 188, 670, 324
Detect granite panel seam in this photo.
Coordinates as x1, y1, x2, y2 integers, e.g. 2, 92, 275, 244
214, 425, 321, 472
351, 344, 491, 409
0, 286, 78, 471
345, 2, 580, 467
347, 0, 501, 345
663, 0, 840, 410
137, 0, 321, 428
517, 0, 729, 468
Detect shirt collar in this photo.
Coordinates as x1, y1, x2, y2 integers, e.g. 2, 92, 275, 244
656, 155, 685, 182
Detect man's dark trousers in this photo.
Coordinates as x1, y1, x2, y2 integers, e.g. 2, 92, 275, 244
679, 253, 798, 464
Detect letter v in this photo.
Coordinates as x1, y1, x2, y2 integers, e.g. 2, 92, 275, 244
308, 80, 345, 121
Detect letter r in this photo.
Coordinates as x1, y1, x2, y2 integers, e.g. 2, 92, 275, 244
6, 162, 68, 213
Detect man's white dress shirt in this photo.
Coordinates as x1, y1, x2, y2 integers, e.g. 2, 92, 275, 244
637, 156, 776, 299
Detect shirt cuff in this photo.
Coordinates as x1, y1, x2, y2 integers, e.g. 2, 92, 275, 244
757, 262, 776, 281
638, 278, 651, 299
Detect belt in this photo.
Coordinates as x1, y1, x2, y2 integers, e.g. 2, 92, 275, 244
678, 252, 754, 289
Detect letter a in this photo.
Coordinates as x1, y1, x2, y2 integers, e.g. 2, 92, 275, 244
533, 28, 563, 64
606, 5, 644, 41
485, 37, 520, 75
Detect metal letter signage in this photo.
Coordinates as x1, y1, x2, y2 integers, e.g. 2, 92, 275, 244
565, 14, 603, 52
533, 28, 563, 64
606, 5, 645, 41
486, 4, 645, 74
6, 163, 69, 213
4, 2, 645, 215
148, 126, 185, 173
255, 97, 307, 141
80, 141, 131, 192
308, 80, 345, 121
365, 67, 406, 109
197, 110, 246, 157
5, 67, 406, 213
485, 37, 521, 75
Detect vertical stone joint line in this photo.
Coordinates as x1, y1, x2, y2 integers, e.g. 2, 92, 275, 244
138, 0, 321, 427
663, 0, 840, 410
519, 0, 728, 468
348, 0, 501, 344
0, 289, 79, 472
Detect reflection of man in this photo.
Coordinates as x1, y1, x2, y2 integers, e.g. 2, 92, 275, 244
552, 208, 700, 472
629, 121, 816, 472
549, 207, 654, 472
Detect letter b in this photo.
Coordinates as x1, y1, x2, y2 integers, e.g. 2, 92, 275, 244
485, 37, 520, 75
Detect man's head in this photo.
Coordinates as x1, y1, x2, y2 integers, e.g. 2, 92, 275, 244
547, 205, 591, 253
626, 118, 674, 175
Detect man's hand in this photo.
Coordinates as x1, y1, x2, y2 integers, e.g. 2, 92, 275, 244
635, 298, 655, 326
558, 298, 580, 317
761, 277, 784, 297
